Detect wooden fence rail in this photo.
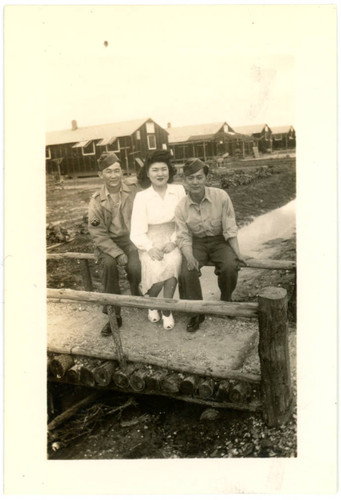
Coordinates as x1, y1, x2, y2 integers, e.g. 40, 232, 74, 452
47, 252, 296, 294
47, 288, 258, 318
47, 251, 295, 270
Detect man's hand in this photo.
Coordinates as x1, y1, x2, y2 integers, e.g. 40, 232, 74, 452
117, 254, 128, 266
185, 254, 200, 271
163, 242, 176, 254
148, 247, 164, 261
182, 248, 199, 271
237, 256, 247, 268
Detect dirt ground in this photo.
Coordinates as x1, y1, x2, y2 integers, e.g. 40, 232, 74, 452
47, 164, 296, 459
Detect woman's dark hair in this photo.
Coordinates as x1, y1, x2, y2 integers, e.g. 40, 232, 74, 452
137, 149, 176, 189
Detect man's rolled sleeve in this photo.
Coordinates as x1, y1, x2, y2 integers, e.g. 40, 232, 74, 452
175, 203, 193, 250
222, 193, 238, 240
88, 198, 124, 259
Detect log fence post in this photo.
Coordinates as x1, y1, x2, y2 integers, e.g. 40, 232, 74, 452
107, 305, 126, 369
257, 286, 293, 427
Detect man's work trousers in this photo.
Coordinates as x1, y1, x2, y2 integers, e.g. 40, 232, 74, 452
180, 235, 239, 302
99, 235, 141, 316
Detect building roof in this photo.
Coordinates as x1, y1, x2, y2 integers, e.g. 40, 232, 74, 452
46, 118, 160, 146
168, 122, 233, 144
233, 124, 270, 135
270, 125, 294, 135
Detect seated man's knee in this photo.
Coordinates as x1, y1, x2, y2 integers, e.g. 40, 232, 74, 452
220, 260, 238, 276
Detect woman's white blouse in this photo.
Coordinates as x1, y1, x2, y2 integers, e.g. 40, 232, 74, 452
130, 184, 186, 251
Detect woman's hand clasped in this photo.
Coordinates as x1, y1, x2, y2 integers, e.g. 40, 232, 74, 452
148, 247, 164, 261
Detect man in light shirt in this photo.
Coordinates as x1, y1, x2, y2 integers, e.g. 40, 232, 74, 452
88, 152, 141, 335
175, 158, 246, 332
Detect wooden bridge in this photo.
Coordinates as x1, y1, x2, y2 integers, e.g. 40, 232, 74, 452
47, 253, 295, 427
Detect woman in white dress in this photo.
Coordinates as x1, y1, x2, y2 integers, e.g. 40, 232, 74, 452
130, 150, 186, 330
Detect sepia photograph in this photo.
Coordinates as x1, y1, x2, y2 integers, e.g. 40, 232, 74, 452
4, 2, 337, 495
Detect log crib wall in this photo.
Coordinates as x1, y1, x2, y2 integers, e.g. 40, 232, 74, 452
47, 251, 295, 427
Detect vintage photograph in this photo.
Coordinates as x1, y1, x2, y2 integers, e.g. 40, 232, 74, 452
45, 5, 296, 460
4, 2, 337, 495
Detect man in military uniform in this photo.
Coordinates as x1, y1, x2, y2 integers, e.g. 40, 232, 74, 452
175, 158, 246, 332
88, 152, 141, 335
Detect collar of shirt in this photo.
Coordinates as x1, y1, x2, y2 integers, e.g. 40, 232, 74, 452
100, 182, 131, 202
188, 186, 212, 206
144, 184, 178, 201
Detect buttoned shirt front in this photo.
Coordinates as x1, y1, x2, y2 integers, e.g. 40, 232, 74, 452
175, 186, 238, 250
130, 183, 186, 251
103, 185, 129, 237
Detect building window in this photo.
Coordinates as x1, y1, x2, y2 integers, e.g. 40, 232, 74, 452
82, 141, 95, 156
107, 139, 120, 152
147, 135, 156, 150
223, 124, 228, 133
162, 143, 167, 150
45, 147, 51, 159
136, 130, 141, 140
146, 122, 155, 134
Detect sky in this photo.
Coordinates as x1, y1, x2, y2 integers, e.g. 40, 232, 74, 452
42, 5, 296, 132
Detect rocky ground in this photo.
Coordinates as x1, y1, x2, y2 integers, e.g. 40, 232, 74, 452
47, 162, 296, 460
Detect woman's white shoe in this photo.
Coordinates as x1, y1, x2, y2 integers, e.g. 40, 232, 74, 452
162, 312, 174, 330
148, 309, 160, 323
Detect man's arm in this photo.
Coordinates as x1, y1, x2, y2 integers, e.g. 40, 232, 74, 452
175, 205, 199, 271
221, 192, 238, 240
221, 192, 247, 266
88, 197, 124, 260
227, 236, 247, 266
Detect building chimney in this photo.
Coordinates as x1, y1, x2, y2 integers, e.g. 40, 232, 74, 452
71, 120, 78, 130
167, 122, 171, 129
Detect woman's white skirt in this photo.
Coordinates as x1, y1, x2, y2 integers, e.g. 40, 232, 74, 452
139, 222, 182, 295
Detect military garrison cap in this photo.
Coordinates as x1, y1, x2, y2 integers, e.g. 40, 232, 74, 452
183, 158, 209, 176
97, 152, 121, 170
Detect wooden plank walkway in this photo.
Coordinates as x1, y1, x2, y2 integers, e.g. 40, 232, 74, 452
47, 301, 260, 381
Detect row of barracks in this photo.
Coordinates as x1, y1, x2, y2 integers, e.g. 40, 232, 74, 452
46, 118, 296, 178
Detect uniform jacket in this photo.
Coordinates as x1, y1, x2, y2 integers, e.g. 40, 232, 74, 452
88, 182, 138, 260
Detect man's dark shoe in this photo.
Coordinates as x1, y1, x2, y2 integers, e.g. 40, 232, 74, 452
100, 316, 122, 336
186, 314, 205, 333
